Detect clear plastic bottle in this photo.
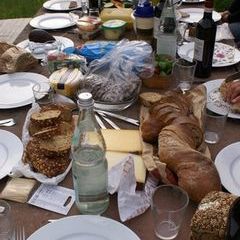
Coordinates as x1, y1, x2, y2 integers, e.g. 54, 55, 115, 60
156, 0, 177, 58
71, 92, 109, 215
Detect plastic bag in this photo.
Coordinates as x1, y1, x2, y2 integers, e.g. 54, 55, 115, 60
78, 41, 117, 62
81, 39, 154, 103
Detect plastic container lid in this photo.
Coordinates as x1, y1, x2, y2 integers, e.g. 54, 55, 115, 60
134, 1, 154, 18
102, 20, 127, 29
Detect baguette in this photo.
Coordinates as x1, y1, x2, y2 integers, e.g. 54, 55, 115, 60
158, 124, 221, 203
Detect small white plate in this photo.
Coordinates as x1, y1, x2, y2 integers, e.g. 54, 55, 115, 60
0, 130, 23, 180
203, 79, 240, 119
43, 0, 81, 11
215, 142, 240, 196
27, 215, 140, 240
178, 42, 240, 67
182, 0, 205, 3
0, 72, 49, 109
30, 13, 75, 30
17, 36, 74, 59
179, 8, 221, 23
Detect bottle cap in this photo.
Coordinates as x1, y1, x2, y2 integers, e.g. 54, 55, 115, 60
77, 92, 94, 107
134, 1, 154, 18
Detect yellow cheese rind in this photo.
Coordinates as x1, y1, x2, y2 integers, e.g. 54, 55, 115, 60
106, 151, 146, 184
101, 129, 142, 153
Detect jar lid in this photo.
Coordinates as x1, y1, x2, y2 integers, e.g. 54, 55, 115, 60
102, 20, 126, 29
134, 2, 154, 18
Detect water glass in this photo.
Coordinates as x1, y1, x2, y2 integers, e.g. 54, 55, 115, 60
0, 200, 14, 240
173, 58, 196, 94
32, 81, 54, 106
204, 102, 229, 144
151, 185, 189, 240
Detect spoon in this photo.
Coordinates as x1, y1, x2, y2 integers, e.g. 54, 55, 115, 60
0, 119, 16, 127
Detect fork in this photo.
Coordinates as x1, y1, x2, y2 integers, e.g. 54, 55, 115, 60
15, 225, 25, 240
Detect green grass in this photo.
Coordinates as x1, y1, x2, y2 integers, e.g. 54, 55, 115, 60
0, 0, 45, 19
214, 0, 233, 12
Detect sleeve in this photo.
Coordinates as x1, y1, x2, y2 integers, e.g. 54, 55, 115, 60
228, 10, 240, 23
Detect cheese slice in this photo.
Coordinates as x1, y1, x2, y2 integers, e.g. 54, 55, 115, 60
106, 151, 146, 184
101, 129, 142, 153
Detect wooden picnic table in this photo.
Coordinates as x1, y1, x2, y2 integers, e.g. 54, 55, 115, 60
0, 2, 240, 239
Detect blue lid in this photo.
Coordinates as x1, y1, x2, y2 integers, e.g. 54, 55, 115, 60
134, 1, 154, 18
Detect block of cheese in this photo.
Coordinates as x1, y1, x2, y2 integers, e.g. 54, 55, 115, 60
101, 129, 142, 153
106, 151, 146, 184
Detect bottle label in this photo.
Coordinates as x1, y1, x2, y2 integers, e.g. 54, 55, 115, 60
153, 17, 160, 38
157, 34, 176, 58
194, 38, 204, 61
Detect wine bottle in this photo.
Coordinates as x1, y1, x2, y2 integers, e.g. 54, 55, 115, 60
193, 0, 216, 78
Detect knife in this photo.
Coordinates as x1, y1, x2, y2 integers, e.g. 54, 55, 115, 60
95, 114, 107, 129
101, 115, 120, 130
95, 110, 140, 126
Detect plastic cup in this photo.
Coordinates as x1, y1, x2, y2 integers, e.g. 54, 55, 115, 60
151, 185, 189, 240
32, 81, 54, 106
173, 58, 196, 94
204, 102, 229, 144
0, 200, 14, 240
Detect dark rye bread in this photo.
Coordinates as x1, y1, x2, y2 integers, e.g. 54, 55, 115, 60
37, 135, 72, 157
25, 139, 70, 177
30, 109, 61, 127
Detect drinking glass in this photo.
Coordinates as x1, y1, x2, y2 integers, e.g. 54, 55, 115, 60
32, 81, 54, 106
151, 185, 189, 240
173, 58, 196, 94
0, 200, 14, 240
204, 102, 229, 144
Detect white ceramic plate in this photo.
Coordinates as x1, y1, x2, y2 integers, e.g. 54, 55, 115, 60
0, 130, 23, 180
215, 142, 240, 196
178, 42, 240, 67
0, 72, 49, 109
179, 8, 221, 23
27, 215, 141, 240
43, 0, 81, 11
30, 13, 75, 30
203, 79, 240, 119
17, 36, 74, 59
182, 0, 205, 3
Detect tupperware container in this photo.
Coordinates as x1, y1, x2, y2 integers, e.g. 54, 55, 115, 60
102, 20, 127, 40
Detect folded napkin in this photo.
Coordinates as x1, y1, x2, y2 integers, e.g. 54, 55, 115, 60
108, 155, 158, 222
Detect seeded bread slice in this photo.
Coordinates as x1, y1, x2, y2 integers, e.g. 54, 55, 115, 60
37, 135, 72, 157
25, 139, 70, 177
30, 109, 61, 127
40, 104, 72, 122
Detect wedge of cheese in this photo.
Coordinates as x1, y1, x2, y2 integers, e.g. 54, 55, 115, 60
106, 151, 146, 184
101, 129, 142, 153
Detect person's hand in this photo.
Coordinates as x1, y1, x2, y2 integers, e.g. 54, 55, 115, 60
226, 81, 240, 104
221, 10, 230, 23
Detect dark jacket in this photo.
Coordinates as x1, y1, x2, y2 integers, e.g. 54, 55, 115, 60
228, 0, 240, 23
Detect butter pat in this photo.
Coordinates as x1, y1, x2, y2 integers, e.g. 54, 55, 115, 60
101, 129, 142, 153
106, 151, 146, 184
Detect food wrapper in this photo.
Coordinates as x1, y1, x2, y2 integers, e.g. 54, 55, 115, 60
108, 155, 158, 221
0, 177, 37, 203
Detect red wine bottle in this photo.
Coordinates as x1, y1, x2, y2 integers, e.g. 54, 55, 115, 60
193, 0, 216, 78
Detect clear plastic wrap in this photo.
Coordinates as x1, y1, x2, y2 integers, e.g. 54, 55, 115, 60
81, 39, 154, 104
